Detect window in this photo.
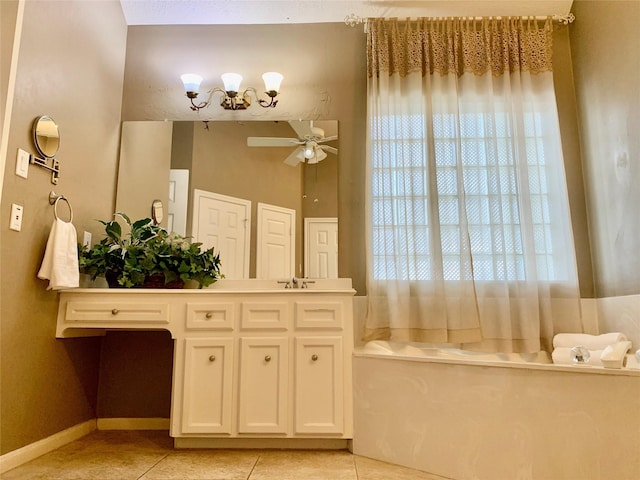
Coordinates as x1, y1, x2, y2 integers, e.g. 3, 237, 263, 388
371, 108, 562, 282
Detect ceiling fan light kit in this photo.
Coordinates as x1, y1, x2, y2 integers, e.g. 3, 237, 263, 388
247, 120, 338, 167
181, 71, 283, 111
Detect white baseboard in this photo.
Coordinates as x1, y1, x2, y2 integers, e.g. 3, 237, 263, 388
0, 419, 96, 475
0, 418, 170, 474
96, 417, 170, 430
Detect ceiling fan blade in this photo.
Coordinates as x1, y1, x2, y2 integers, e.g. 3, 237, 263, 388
319, 145, 338, 155
317, 135, 338, 143
247, 137, 301, 147
288, 120, 314, 139
283, 147, 304, 166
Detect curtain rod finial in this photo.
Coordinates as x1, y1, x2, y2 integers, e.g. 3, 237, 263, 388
345, 13, 363, 27
553, 13, 575, 25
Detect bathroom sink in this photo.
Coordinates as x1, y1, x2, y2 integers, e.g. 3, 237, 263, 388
206, 278, 353, 291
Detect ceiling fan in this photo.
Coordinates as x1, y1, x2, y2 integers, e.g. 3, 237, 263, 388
247, 120, 338, 166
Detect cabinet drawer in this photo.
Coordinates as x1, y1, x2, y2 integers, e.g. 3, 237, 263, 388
65, 302, 169, 323
241, 301, 289, 330
295, 302, 343, 330
186, 303, 235, 330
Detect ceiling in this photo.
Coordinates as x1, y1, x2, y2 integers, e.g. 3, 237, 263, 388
119, 1, 574, 25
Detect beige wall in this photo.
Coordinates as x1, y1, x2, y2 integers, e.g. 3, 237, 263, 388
570, 0, 640, 297
553, 26, 595, 298
0, 0, 127, 455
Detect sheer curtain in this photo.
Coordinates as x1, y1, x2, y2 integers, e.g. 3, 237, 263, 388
364, 17, 583, 352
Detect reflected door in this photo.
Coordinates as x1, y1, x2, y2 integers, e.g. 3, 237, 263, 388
304, 218, 338, 278
168, 169, 189, 236
256, 203, 295, 279
192, 189, 251, 279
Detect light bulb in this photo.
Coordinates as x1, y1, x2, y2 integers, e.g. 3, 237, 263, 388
304, 141, 318, 159
221, 73, 242, 92
181, 73, 203, 94
262, 72, 283, 93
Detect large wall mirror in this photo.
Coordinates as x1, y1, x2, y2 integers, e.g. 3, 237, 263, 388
116, 120, 338, 280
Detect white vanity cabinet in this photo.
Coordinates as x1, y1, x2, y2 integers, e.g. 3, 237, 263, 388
171, 294, 353, 442
56, 281, 355, 448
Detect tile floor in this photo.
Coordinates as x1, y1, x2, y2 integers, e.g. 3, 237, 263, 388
1, 431, 450, 480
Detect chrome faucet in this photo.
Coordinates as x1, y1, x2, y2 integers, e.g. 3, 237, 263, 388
277, 278, 294, 289
277, 277, 315, 289
300, 278, 315, 288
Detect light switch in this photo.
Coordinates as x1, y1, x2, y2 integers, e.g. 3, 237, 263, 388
83, 231, 92, 248
9, 204, 23, 231
15, 148, 30, 179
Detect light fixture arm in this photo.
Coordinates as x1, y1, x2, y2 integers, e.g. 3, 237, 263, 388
258, 90, 279, 108
187, 87, 279, 111
185, 87, 218, 111
244, 87, 279, 109
182, 72, 282, 111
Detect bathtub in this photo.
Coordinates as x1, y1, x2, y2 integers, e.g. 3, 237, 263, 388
353, 340, 640, 480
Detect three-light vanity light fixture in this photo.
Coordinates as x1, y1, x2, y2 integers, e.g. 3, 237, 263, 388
181, 72, 283, 111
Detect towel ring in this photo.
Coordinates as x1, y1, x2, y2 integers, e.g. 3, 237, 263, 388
49, 191, 73, 223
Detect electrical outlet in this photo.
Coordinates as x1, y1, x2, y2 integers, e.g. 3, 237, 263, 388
83, 231, 92, 248
9, 204, 23, 231
15, 148, 30, 178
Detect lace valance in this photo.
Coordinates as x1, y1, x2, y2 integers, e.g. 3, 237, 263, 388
367, 17, 554, 78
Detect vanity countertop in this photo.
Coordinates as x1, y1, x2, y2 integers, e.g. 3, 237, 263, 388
67, 278, 356, 295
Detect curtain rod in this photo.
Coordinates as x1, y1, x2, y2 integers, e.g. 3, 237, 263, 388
344, 13, 575, 32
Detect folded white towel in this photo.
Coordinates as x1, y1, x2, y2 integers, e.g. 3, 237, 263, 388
552, 347, 604, 366
601, 341, 632, 369
552, 332, 628, 350
37, 218, 79, 290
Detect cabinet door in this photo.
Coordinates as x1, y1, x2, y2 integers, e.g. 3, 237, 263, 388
181, 338, 233, 434
294, 337, 344, 435
238, 337, 288, 434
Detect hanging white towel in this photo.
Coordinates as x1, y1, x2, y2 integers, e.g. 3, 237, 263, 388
37, 218, 79, 290
552, 332, 628, 350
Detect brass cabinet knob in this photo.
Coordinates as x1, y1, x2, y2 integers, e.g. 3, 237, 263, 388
264, 355, 272, 362
205, 312, 213, 319
311, 354, 319, 361
209, 355, 216, 362
111, 309, 119, 315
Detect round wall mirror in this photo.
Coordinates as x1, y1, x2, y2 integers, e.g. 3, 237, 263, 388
32, 115, 60, 158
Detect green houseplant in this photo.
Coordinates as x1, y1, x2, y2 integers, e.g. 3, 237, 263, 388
79, 213, 222, 288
